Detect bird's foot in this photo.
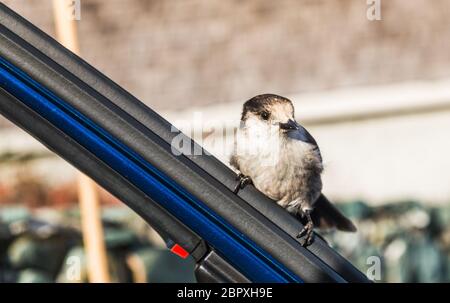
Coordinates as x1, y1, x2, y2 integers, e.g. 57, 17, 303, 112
233, 173, 253, 194
296, 210, 314, 247
296, 222, 314, 247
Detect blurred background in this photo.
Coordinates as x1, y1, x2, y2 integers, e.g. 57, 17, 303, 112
1, 0, 450, 282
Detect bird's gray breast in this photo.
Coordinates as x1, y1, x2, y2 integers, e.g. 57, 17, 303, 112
235, 131, 323, 209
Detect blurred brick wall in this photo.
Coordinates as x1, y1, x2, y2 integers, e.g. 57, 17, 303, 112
2, 0, 450, 114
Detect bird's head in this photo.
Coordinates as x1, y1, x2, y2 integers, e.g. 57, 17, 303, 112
240, 94, 299, 135
237, 94, 320, 165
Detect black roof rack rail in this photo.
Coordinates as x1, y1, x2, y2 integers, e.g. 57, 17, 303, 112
0, 3, 369, 283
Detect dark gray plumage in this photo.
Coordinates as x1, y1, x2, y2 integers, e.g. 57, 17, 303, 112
230, 94, 356, 246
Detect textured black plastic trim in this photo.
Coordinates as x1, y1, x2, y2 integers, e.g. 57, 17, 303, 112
195, 250, 251, 283
0, 87, 207, 261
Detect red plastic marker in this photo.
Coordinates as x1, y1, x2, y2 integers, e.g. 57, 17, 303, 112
171, 244, 190, 259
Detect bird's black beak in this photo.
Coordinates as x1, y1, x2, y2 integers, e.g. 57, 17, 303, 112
279, 119, 299, 131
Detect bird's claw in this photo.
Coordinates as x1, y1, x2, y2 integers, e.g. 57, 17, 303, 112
233, 173, 253, 194
296, 222, 314, 247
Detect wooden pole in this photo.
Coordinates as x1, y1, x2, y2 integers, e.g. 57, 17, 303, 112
76, 173, 110, 283
52, 0, 111, 283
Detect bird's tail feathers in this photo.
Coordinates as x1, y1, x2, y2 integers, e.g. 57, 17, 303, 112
310, 194, 357, 232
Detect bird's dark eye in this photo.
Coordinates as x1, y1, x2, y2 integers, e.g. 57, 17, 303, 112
260, 111, 270, 120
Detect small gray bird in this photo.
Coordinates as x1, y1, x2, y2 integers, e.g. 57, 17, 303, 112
230, 94, 356, 246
